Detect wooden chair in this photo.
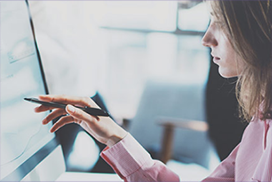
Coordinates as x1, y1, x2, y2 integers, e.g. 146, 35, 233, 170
127, 80, 219, 169
157, 117, 208, 164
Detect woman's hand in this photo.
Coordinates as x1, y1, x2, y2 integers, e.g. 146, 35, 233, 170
35, 95, 127, 147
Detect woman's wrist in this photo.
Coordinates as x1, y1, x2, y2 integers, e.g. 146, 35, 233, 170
106, 128, 128, 147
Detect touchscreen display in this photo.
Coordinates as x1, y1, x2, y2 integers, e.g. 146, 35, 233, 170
0, 1, 54, 179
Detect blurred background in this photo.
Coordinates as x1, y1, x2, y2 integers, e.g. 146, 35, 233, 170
28, 1, 246, 181
29, 0, 210, 118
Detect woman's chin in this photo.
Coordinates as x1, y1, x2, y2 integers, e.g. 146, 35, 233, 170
218, 68, 239, 78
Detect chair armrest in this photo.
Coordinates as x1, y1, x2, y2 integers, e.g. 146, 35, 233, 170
156, 117, 208, 164
157, 117, 208, 131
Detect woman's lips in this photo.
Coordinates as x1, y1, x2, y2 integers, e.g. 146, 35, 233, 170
213, 57, 220, 63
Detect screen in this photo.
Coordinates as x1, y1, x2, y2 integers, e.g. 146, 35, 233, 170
0, 1, 58, 180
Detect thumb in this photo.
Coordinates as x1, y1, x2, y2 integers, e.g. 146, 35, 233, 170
66, 105, 95, 122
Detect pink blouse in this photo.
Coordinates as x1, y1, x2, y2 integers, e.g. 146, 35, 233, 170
101, 116, 272, 182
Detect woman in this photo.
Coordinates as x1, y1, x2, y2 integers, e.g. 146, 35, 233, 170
36, 1, 272, 181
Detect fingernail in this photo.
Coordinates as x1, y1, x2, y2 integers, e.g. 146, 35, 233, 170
42, 119, 47, 125
34, 107, 38, 112
67, 105, 75, 113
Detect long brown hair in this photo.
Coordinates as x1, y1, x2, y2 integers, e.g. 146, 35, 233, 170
210, 0, 272, 121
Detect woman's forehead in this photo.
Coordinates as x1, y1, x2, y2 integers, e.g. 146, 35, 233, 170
205, 1, 217, 16
207, 1, 224, 19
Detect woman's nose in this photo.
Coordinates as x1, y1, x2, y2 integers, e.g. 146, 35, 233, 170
202, 29, 218, 48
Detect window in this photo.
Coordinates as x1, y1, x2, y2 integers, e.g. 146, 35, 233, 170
93, 1, 177, 32
87, 1, 211, 118
34, 1, 211, 118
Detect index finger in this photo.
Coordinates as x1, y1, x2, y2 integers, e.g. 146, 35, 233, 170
38, 95, 99, 108
34, 105, 58, 113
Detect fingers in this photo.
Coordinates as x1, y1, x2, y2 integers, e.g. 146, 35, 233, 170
37, 95, 101, 133
39, 95, 97, 108
50, 115, 75, 133
42, 108, 67, 125
47, 105, 97, 133
34, 105, 55, 113
66, 104, 98, 122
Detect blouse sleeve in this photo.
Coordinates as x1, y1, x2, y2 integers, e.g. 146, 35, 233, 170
100, 133, 180, 182
101, 133, 239, 182
201, 144, 239, 182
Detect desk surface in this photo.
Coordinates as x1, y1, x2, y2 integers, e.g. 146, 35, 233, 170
56, 172, 122, 181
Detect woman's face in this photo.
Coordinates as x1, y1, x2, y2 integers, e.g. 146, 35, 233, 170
202, 9, 245, 78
